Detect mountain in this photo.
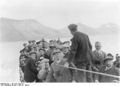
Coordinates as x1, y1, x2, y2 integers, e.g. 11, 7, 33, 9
0, 18, 60, 42
96, 23, 120, 34
59, 22, 119, 36
0, 17, 119, 42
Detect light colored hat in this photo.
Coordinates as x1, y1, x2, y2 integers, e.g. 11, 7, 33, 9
62, 44, 69, 48
29, 51, 37, 55
23, 43, 27, 46
52, 49, 61, 55
103, 57, 113, 63
40, 58, 49, 64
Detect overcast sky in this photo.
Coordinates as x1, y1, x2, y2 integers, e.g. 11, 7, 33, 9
0, 0, 120, 29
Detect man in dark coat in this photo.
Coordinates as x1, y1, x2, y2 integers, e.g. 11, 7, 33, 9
24, 52, 38, 82
99, 57, 120, 82
65, 24, 93, 82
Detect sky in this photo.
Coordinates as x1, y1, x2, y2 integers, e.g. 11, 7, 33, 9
0, 0, 120, 29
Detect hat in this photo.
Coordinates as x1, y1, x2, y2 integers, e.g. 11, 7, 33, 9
107, 53, 113, 57
32, 40, 36, 42
28, 40, 32, 43
20, 54, 28, 59
36, 41, 42, 44
117, 56, 120, 58
39, 48, 45, 51
49, 45, 56, 48
20, 54, 26, 58
29, 51, 37, 55
20, 49, 24, 53
55, 44, 62, 49
23, 43, 27, 46
104, 57, 113, 63
62, 44, 69, 48
40, 58, 49, 64
52, 49, 61, 55
63, 41, 70, 44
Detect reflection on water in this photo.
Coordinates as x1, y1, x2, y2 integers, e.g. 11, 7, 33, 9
0, 34, 119, 82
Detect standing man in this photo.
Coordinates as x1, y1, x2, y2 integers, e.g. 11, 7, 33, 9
92, 41, 106, 65
65, 24, 93, 82
92, 42, 106, 82
24, 52, 38, 82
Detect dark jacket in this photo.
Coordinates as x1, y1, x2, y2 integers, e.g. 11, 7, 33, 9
99, 65, 120, 82
68, 31, 92, 66
24, 58, 38, 82
92, 50, 106, 65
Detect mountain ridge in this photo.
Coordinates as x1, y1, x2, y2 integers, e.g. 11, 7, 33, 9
0, 17, 119, 42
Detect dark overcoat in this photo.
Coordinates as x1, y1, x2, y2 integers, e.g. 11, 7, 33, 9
68, 31, 92, 66
24, 58, 38, 82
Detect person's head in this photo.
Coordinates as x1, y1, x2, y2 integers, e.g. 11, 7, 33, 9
116, 63, 120, 68
20, 50, 24, 55
116, 56, 120, 61
116, 54, 120, 61
104, 57, 113, 67
32, 40, 36, 44
49, 40, 54, 45
68, 24, 78, 36
63, 41, 70, 46
23, 43, 27, 48
39, 49, 45, 56
116, 54, 119, 57
22, 49, 29, 56
49, 44, 56, 50
44, 42, 49, 49
20, 55, 26, 61
52, 49, 64, 62
62, 47, 69, 54
107, 53, 114, 58
95, 41, 102, 51
61, 44, 70, 54
44, 60, 49, 68
39, 59, 49, 69
29, 52, 37, 60
20, 55, 27, 66
28, 40, 33, 46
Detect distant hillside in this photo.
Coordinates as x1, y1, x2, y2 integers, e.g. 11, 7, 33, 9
59, 22, 119, 36
0, 18, 60, 42
0, 17, 119, 42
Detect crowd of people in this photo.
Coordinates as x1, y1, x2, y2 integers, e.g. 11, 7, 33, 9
19, 24, 120, 83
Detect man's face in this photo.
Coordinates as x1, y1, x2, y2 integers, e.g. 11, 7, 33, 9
24, 51, 28, 55
117, 57, 120, 62
39, 50, 45, 56
62, 47, 69, 54
95, 43, 101, 50
38, 44, 42, 49
29, 42, 33, 46
23, 44, 27, 48
32, 42, 35, 45
45, 62, 49, 68
105, 60, 113, 67
53, 52, 61, 62
31, 54, 36, 60
56, 52, 64, 61
20, 56, 26, 63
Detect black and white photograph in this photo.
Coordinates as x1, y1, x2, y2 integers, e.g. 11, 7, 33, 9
0, 0, 120, 83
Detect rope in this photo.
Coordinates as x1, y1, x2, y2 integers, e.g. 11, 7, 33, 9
57, 64, 120, 79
